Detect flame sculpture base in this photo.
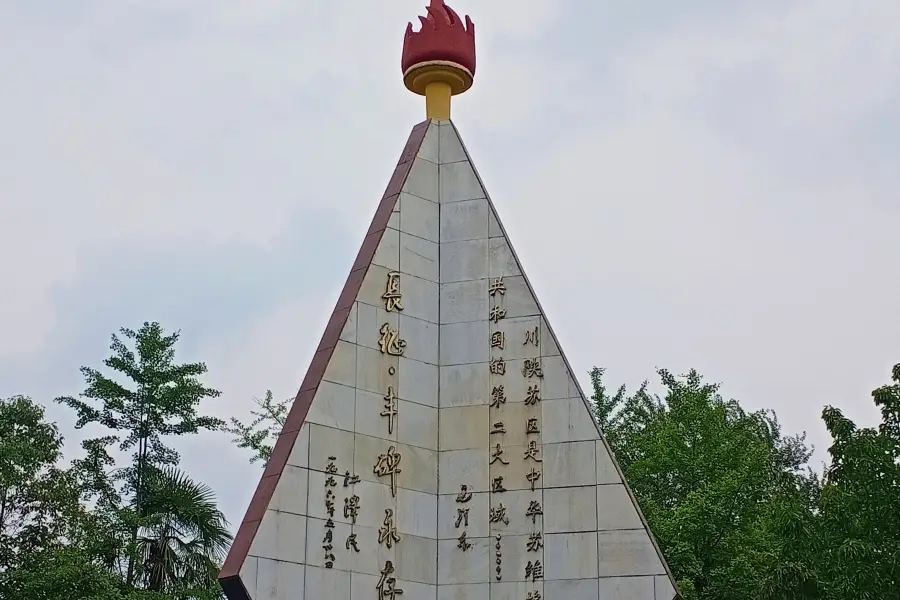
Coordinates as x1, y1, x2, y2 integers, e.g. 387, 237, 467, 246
403, 61, 473, 120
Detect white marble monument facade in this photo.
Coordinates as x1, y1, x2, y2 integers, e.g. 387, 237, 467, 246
218, 120, 679, 600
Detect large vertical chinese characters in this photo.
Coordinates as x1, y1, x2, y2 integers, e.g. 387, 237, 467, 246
485, 276, 545, 592
374, 271, 407, 597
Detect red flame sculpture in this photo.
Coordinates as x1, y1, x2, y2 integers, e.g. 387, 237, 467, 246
401, 0, 476, 79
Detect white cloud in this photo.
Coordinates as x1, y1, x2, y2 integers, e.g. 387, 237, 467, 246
0, 0, 570, 360
196, 0, 900, 477
497, 0, 900, 451
3, 0, 899, 500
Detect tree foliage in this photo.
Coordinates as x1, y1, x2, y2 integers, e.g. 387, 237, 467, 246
4, 316, 899, 600
593, 364, 900, 600
222, 390, 288, 465
1, 323, 229, 600
55, 322, 225, 589
765, 364, 900, 600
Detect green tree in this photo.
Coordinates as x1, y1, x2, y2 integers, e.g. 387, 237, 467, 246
591, 368, 818, 600
0, 396, 84, 571
224, 390, 289, 465
55, 322, 225, 588
0, 397, 130, 600
767, 363, 900, 600
135, 466, 230, 598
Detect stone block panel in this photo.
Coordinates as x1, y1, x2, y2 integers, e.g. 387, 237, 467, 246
596, 484, 645, 531
304, 381, 355, 433
439, 448, 490, 495
399, 313, 439, 365
544, 531, 599, 580
399, 356, 439, 408
439, 583, 489, 600
439, 161, 485, 204
439, 405, 490, 450
440, 239, 489, 282
405, 157, 440, 202
307, 424, 354, 476
304, 565, 350, 598
441, 198, 490, 242
439, 363, 490, 407
490, 581, 543, 600
440, 279, 489, 324
545, 578, 599, 600
254, 558, 305, 600
439, 124, 467, 164
440, 320, 489, 365
542, 398, 599, 444
597, 530, 667, 577
399, 192, 439, 242
397, 487, 438, 539
543, 486, 598, 534
597, 575, 656, 599
396, 533, 438, 584
249, 510, 307, 565
655, 575, 677, 599
400, 232, 439, 282
397, 399, 439, 451
437, 536, 491, 584
542, 441, 596, 489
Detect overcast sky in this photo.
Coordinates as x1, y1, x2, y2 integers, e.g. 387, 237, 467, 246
2, 0, 899, 528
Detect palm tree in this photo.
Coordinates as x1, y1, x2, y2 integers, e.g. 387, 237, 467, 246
134, 466, 231, 598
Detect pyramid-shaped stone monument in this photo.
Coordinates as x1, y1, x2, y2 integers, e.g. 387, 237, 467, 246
219, 2, 679, 599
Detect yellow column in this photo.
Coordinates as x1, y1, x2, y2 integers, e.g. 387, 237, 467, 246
424, 81, 452, 120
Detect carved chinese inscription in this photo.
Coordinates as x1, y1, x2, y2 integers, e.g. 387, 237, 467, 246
455, 508, 469, 529
489, 357, 506, 376
344, 494, 360, 524
490, 385, 506, 408
525, 500, 543, 524
524, 385, 541, 406
524, 440, 542, 462
492, 476, 507, 493
495, 533, 503, 580
526, 592, 542, 600
526, 468, 541, 491
526, 417, 540, 434
456, 485, 473, 503
527, 532, 543, 552
525, 560, 544, 581
323, 457, 338, 568
489, 277, 506, 297
457, 531, 472, 551
376, 560, 403, 600
343, 471, 360, 487
489, 305, 507, 323
490, 421, 506, 435
378, 509, 402, 549
382, 271, 404, 312
455, 485, 473, 551
346, 533, 360, 553
373, 445, 402, 497
522, 358, 543, 378
489, 504, 509, 526
323, 518, 336, 568
490, 443, 509, 466
381, 386, 398, 435
524, 326, 539, 347
490, 330, 505, 350
378, 323, 407, 356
